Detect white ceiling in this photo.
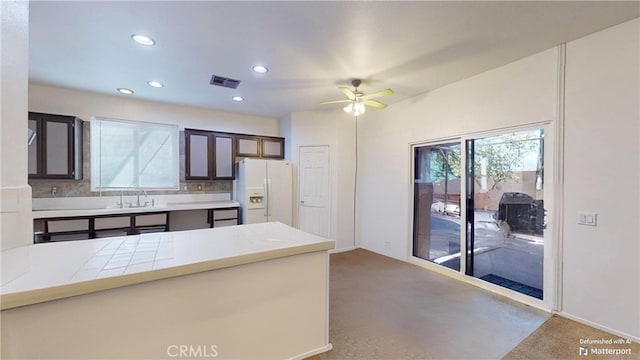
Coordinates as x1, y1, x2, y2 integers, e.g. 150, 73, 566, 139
29, 1, 639, 119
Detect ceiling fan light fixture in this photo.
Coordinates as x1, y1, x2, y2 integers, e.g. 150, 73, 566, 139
343, 101, 366, 116
322, 79, 392, 116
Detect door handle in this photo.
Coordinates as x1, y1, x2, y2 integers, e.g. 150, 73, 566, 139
264, 179, 269, 217
266, 179, 272, 217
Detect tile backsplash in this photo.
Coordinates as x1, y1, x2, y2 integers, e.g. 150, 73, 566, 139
29, 179, 231, 198
29, 123, 232, 198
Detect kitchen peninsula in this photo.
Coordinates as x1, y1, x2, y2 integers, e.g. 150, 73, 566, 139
1, 222, 335, 359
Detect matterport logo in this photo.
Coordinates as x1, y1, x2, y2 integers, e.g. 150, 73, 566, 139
167, 344, 218, 358
579, 337, 633, 357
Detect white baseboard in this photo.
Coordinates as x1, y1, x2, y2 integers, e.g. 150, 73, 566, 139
555, 311, 640, 344
289, 343, 333, 360
329, 246, 356, 254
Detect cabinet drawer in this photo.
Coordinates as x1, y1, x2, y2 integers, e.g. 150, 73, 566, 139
95, 216, 131, 230
169, 210, 209, 231
213, 219, 238, 228
47, 219, 89, 232
94, 229, 129, 238
213, 209, 238, 220
49, 233, 90, 241
135, 213, 167, 226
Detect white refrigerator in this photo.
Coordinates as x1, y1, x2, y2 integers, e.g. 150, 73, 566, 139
235, 158, 293, 226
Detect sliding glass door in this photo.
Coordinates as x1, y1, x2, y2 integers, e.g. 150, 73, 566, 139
413, 142, 461, 271
466, 129, 545, 299
413, 128, 545, 300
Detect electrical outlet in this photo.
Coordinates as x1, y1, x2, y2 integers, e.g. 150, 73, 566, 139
578, 212, 597, 226
197, 184, 203, 191
384, 241, 391, 250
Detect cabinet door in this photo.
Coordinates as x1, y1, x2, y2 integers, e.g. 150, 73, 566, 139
213, 133, 235, 179
185, 130, 212, 180
236, 136, 260, 158
28, 119, 40, 176
45, 120, 72, 176
29, 113, 81, 179
261, 137, 285, 159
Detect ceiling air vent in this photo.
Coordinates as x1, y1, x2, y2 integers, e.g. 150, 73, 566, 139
209, 75, 241, 89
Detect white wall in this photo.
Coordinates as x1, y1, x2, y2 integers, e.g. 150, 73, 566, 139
284, 110, 356, 251
29, 83, 280, 135
562, 18, 639, 339
1, 1, 32, 252
357, 47, 558, 260
356, 18, 639, 340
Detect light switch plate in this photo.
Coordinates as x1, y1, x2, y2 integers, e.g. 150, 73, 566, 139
578, 212, 597, 226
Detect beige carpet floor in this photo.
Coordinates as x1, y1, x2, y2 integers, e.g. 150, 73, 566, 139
504, 315, 640, 360
313, 249, 638, 360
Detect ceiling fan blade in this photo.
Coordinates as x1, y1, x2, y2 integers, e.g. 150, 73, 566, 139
339, 86, 356, 100
320, 99, 352, 105
360, 88, 394, 100
363, 99, 388, 109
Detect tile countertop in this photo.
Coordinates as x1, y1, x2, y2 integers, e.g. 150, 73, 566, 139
0, 222, 335, 310
32, 200, 240, 219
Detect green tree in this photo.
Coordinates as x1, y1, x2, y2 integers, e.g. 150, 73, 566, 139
430, 132, 541, 191
474, 132, 539, 191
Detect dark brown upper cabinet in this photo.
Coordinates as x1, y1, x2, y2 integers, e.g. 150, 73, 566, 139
28, 112, 83, 180
260, 137, 285, 159
186, 129, 285, 180
185, 129, 213, 180
212, 132, 236, 180
236, 135, 285, 159
185, 130, 237, 180
236, 135, 261, 158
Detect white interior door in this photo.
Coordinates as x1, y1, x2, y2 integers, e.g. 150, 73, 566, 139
298, 146, 330, 238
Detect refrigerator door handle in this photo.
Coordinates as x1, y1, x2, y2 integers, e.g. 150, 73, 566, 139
267, 179, 272, 217
264, 178, 269, 217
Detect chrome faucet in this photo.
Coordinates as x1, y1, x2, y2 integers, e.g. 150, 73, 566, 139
116, 190, 124, 208
137, 189, 152, 207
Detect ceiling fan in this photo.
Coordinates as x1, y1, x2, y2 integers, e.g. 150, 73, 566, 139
320, 79, 394, 116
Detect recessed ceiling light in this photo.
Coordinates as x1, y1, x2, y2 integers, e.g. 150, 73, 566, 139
147, 81, 164, 88
117, 88, 134, 95
131, 34, 155, 46
232, 96, 244, 102
252, 65, 268, 73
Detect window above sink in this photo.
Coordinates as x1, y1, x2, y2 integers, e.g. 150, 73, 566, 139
90, 117, 179, 191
